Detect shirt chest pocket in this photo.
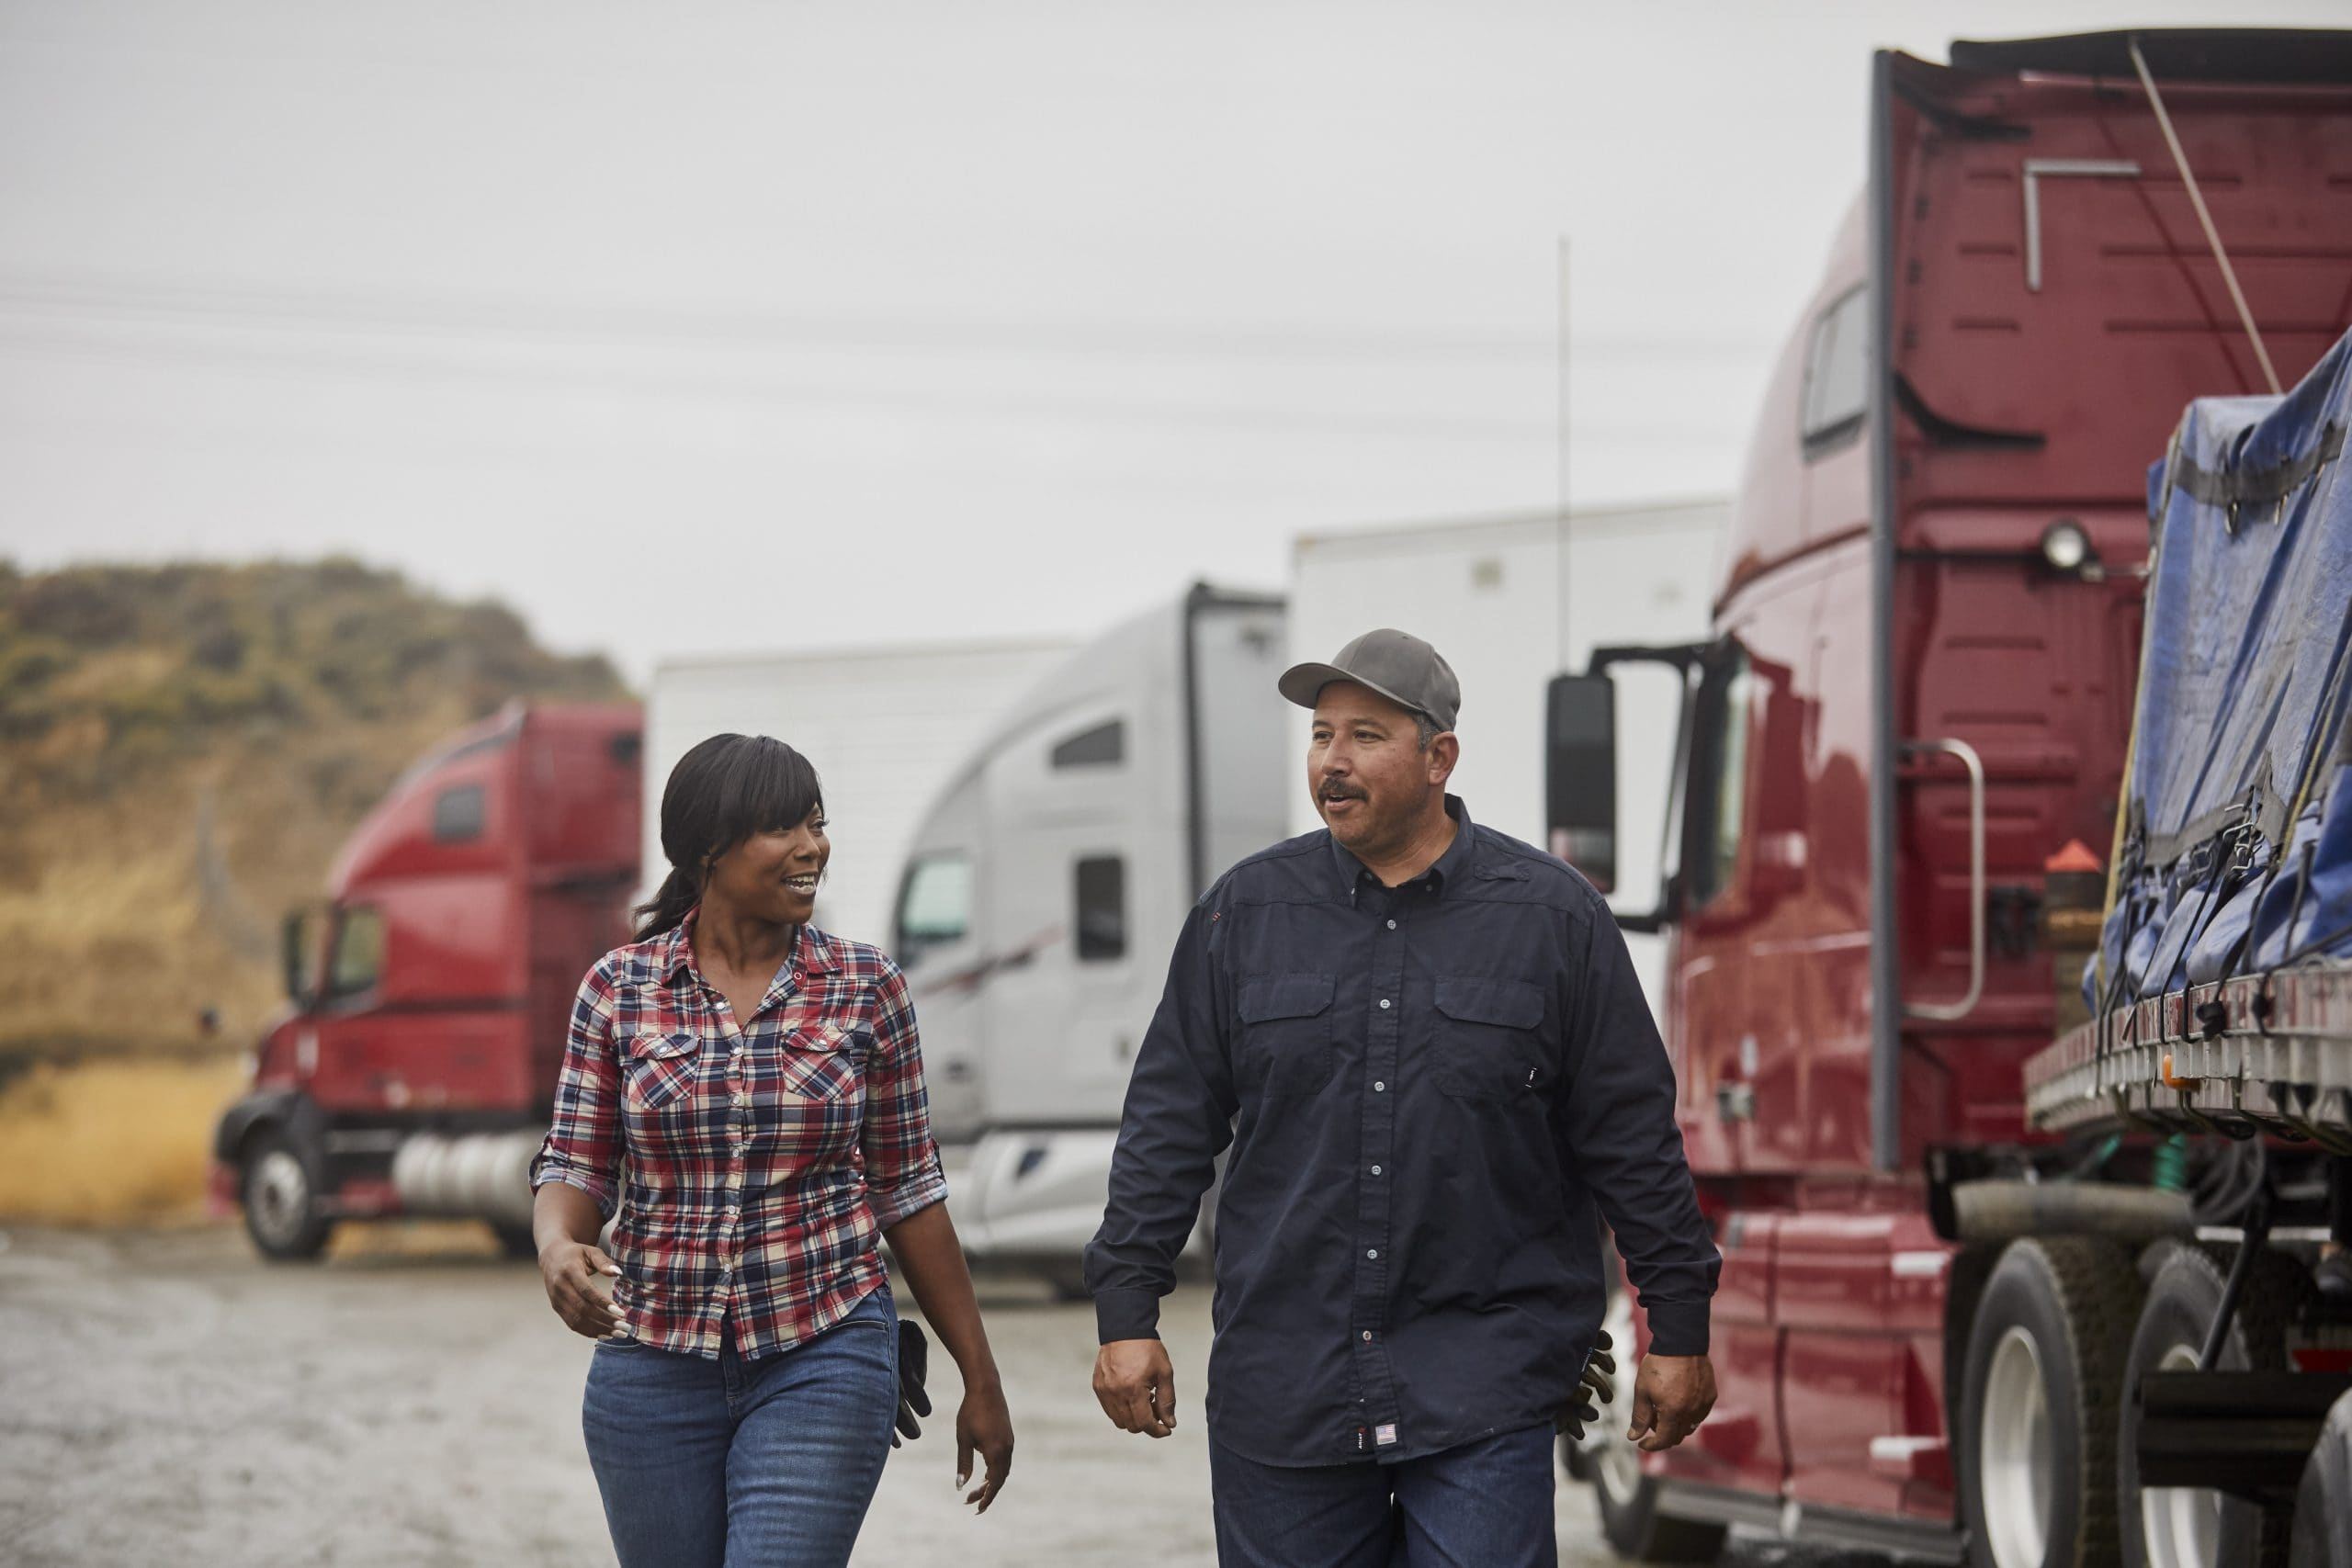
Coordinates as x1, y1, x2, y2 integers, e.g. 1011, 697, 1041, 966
1236, 973, 1336, 1097
1433, 977, 1548, 1102
778, 1024, 862, 1103
624, 1032, 704, 1112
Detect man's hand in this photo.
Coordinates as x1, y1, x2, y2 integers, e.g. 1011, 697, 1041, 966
1627, 1353, 1716, 1452
1555, 1328, 1618, 1441
1092, 1338, 1177, 1438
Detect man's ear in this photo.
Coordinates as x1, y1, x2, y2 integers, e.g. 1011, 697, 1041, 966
1427, 732, 1461, 785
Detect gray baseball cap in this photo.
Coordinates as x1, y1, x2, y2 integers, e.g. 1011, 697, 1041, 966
1279, 627, 1460, 731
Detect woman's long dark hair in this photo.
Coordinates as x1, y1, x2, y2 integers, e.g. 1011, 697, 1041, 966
635, 733, 824, 940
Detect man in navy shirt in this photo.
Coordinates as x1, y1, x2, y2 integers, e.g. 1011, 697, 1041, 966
1087, 627, 1719, 1568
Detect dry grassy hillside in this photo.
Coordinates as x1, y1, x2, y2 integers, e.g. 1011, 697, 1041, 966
0, 558, 630, 1069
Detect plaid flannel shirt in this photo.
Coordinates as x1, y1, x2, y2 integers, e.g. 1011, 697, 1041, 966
529, 910, 948, 1359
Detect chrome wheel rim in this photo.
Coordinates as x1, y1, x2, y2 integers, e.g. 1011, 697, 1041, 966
2141, 1342, 2223, 1568
248, 1148, 311, 1247
1980, 1325, 2053, 1568
1583, 1287, 1644, 1505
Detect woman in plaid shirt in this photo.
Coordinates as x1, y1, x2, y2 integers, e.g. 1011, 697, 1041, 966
531, 733, 1014, 1567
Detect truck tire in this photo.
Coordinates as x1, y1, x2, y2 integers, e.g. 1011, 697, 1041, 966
1573, 1277, 1727, 1563
240, 1127, 333, 1261
2289, 1389, 2352, 1568
1958, 1236, 2143, 1568
2120, 1243, 2312, 1568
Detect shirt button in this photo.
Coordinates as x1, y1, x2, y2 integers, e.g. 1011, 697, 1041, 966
1378, 998, 1391, 1010
1373, 1081, 1386, 1092
1367, 1248, 1379, 1260
732, 1094, 749, 1108
1361, 1330, 1374, 1342
1385, 919, 1396, 931
1371, 1164, 1382, 1176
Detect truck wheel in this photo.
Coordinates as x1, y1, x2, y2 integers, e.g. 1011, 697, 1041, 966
2120, 1243, 2312, 1568
2290, 1389, 2352, 1568
1574, 1280, 1727, 1562
1959, 1236, 2143, 1568
240, 1128, 333, 1261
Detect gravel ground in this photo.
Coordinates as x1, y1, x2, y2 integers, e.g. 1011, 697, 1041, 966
0, 1223, 1848, 1567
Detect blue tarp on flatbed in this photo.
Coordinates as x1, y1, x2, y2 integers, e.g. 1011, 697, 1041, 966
2095, 326, 2352, 1009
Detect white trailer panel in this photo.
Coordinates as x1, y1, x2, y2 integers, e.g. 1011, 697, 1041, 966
643, 638, 1073, 950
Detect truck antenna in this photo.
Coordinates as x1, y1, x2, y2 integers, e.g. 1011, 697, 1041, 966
1556, 234, 1573, 671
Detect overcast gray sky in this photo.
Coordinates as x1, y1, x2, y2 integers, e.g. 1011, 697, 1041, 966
3, 1, 2344, 680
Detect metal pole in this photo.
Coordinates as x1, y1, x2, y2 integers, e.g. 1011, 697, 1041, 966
2128, 35, 2283, 395
2199, 1187, 2271, 1371
1867, 51, 1904, 1173
1556, 235, 1573, 672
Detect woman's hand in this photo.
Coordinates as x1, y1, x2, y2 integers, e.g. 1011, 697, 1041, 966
955, 1381, 1014, 1513
539, 1238, 628, 1339
882, 1202, 1013, 1513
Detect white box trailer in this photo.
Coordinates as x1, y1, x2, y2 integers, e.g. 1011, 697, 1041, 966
641, 637, 1074, 954
1288, 500, 1728, 998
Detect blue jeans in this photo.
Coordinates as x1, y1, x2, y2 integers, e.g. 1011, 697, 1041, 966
1209, 1424, 1556, 1568
582, 1287, 899, 1568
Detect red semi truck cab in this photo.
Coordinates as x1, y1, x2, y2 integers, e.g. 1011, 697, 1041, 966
214, 701, 642, 1259
1545, 30, 2352, 1566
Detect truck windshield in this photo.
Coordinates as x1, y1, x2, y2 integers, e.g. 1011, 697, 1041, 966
896, 853, 973, 968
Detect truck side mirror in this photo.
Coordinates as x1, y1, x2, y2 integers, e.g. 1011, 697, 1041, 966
1545, 673, 1618, 894
281, 909, 319, 1005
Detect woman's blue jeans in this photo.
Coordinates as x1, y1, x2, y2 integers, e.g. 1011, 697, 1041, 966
582, 1287, 899, 1568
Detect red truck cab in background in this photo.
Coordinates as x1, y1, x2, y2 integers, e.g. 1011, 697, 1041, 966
1547, 30, 2352, 1566
214, 702, 642, 1259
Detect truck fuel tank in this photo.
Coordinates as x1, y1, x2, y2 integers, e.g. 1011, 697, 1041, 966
390, 1132, 539, 1227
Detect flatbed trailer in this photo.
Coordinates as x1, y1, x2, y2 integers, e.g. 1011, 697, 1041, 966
2018, 969, 2352, 1556
2026, 962, 2352, 1148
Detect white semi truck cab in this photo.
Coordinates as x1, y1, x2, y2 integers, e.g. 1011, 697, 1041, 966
891, 583, 1288, 1276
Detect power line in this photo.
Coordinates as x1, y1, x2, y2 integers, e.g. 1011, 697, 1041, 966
0, 325, 1750, 446
0, 270, 1776, 367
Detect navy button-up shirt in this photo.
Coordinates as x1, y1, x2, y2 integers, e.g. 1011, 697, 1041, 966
1086, 795, 1719, 1467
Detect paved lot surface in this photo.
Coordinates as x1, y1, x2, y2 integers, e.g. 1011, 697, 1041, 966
0, 1224, 1842, 1567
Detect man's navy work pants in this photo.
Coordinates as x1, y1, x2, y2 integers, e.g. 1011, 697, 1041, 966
1208, 1423, 1555, 1568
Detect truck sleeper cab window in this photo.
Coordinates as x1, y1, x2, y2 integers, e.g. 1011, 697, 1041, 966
895, 852, 973, 969
432, 784, 485, 843
1801, 285, 1870, 457
1050, 720, 1125, 769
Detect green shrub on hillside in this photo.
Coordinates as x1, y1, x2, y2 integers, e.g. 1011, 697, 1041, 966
0, 558, 625, 782
0, 558, 633, 1060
